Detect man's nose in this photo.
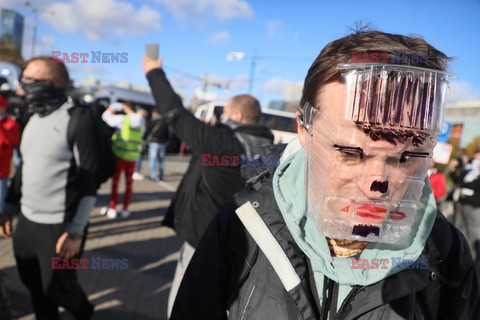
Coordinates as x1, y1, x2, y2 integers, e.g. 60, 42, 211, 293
358, 160, 391, 198
15, 84, 24, 96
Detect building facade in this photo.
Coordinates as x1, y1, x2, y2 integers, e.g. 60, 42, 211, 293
444, 100, 480, 148
0, 8, 24, 54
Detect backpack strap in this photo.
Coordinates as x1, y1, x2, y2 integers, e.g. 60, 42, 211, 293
146, 120, 163, 142
67, 106, 85, 164
235, 201, 301, 291
68, 105, 101, 167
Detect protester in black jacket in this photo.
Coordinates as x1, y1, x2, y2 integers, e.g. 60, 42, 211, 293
142, 56, 275, 317
170, 30, 480, 319
144, 110, 169, 181
1, 57, 98, 319
449, 150, 480, 261
174, 157, 479, 319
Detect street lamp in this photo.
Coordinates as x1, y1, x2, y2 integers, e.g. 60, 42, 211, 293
225, 51, 245, 61
226, 50, 258, 93
24, 1, 54, 57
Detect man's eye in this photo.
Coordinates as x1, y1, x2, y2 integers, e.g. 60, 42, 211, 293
334, 144, 363, 164
340, 150, 362, 161
399, 151, 430, 163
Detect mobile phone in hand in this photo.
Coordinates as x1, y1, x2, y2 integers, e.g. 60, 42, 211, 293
146, 43, 159, 60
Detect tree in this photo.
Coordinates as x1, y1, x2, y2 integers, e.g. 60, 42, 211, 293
465, 136, 480, 157
0, 41, 25, 68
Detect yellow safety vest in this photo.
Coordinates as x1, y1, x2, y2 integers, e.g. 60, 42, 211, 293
112, 116, 143, 160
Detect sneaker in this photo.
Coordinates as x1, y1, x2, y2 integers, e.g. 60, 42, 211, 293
120, 209, 131, 218
106, 208, 118, 219
100, 207, 108, 216
132, 172, 145, 181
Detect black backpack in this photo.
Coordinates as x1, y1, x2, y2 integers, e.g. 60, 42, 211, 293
68, 105, 116, 189
234, 130, 277, 179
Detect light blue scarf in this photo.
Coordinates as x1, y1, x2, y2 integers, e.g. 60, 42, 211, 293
273, 148, 438, 306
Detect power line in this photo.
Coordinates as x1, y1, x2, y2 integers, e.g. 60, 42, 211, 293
163, 65, 229, 90
163, 65, 203, 81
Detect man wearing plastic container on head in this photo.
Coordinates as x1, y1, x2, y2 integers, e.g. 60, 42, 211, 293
170, 30, 480, 320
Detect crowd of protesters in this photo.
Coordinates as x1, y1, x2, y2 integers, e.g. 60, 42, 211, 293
448, 151, 480, 263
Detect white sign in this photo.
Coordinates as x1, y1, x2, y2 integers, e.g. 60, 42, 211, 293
433, 142, 453, 164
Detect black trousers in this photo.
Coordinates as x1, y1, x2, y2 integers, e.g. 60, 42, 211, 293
12, 214, 93, 320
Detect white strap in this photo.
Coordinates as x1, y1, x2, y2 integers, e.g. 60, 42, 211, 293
236, 201, 301, 291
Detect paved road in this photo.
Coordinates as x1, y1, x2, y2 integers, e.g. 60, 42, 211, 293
0, 155, 190, 320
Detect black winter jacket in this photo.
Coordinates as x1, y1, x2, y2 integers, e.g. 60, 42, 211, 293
450, 168, 480, 207
146, 68, 274, 247
144, 117, 169, 143
171, 166, 480, 319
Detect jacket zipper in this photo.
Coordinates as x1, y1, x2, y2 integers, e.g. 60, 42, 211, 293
321, 278, 333, 320
335, 285, 361, 319
321, 278, 340, 320
414, 302, 426, 320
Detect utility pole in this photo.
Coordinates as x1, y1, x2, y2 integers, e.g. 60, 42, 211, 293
24, 1, 54, 57
248, 48, 258, 94
226, 49, 258, 94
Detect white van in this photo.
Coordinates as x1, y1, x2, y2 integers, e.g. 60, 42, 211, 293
90, 85, 156, 112
194, 101, 297, 144
194, 101, 226, 123
260, 108, 297, 144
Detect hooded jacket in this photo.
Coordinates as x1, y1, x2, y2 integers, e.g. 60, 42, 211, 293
4, 99, 99, 235
146, 68, 274, 247
0, 114, 20, 178
451, 160, 480, 207
171, 146, 480, 319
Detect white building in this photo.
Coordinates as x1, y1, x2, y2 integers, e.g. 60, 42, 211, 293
444, 100, 480, 148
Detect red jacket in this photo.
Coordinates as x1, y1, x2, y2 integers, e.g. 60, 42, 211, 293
0, 115, 20, 178
429, 171, 447, 203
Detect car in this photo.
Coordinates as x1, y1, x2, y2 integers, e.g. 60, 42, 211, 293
0, 61, 22, 93
89, 85, 156, 113
194, 101, 297, 144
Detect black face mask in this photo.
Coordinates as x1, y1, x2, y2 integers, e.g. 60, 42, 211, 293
20, 80, 67, 116
219, 114, 241, 129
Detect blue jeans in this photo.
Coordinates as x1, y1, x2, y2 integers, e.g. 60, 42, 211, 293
0, 177, 8, 214
13, 148, 21, 167
134, 153, 143, 173
148, 142, 166, 180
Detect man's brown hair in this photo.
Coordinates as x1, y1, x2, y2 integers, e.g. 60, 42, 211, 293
300, 30, 452, 109
229, 94, 262, 124
25, 56, 70, 88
